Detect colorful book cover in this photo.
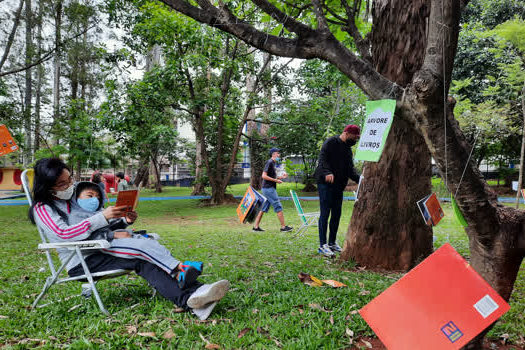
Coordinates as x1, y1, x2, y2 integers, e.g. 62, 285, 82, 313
359, 243, 510, 350
236, 187, 256, 223
417, 193, 444, 226
115, 189, 139, 216
0, 124, 19, 157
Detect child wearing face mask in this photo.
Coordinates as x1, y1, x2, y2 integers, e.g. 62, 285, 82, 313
71, 182, 203, 289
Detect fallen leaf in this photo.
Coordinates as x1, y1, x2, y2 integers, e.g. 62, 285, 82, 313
345, 328, 354, 338
126, 325, 137, 334
252, 308, 259, 314
237, 328, 251, 338
144, 320, 158, 326
329, 315, 334, 325
309, 303, 323, 311
351, 310, 359, 315
362, 339, 373, 348
298, 272, 323, 287
205, 344, 221, 350
261, 293, 270, 298
67, 304, 82, 312
92, 338, 105, 344
138, 332, 156, 338
256, 327, 269, 335
173, 307, 185, 313
322, 280, 347, 288
357, 281, 364, 288
163, 329, 176, 340
48, 336, 57, 341
359, 290, 371, 295
0, 315, 8, 319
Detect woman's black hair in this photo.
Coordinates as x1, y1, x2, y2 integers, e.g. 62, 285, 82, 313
92, 172, 102, 184
116, 172, 125, 180
28, 157, 70, 224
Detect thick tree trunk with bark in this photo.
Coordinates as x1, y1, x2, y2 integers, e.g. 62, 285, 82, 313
23, 0, 33, 166
342, 0, 433, 270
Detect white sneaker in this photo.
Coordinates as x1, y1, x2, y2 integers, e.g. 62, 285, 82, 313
318, 244, 335, 257
192, 301, 218, 321
187, 280, 230, 309
329, 242, 342, 253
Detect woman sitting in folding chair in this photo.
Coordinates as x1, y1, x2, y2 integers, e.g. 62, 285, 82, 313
28, 158, 229, 320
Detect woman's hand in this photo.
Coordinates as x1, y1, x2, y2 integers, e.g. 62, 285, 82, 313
125, 211, 138, 224
102, 206, 127, 220
114, 230, 132, 239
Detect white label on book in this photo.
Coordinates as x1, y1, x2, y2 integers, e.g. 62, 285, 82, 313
474, 294, 499, 318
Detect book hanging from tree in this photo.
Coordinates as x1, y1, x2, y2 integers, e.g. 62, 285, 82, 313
0, 124, 18, 157
417, 193, 444, 226
354, 99, 396, 162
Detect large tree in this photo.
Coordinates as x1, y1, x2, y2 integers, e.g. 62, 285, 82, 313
159, 0, 525, 347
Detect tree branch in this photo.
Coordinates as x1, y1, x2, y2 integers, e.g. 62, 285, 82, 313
340, 0, 372, 63
0, 23, 96, 77
310, 0, 329, 31
160, 0, 401, 100
0, 0, 24, 71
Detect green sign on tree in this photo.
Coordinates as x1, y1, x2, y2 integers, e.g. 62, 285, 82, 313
354, 99, 396, 162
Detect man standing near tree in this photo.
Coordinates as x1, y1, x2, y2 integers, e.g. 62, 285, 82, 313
252, 148, 293, 233
314, 125, 361, 257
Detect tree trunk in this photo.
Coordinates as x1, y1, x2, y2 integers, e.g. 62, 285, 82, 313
192, 132, 207, 195
151, 157, 162, 193
342, 0, 433, 270
34, 0, 43, 152
23, 0, 33, 166
52, 0, 62, 145
134, 161, 149, 189
515, 81, 525, 208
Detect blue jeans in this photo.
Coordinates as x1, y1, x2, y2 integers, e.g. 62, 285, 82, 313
261, 187, 283, 213
317, 183, 344, 246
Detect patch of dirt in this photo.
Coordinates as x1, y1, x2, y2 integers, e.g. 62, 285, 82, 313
349, 337, 524, 349
491, 185, 517, 196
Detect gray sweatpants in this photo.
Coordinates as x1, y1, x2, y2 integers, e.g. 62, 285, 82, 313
101, 235, 180, 275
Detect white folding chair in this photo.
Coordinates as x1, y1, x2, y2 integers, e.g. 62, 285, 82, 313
22, 169, 131, 315
290, 189, 320, 237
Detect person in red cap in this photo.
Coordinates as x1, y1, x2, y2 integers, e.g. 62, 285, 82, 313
313, 124, 361, 257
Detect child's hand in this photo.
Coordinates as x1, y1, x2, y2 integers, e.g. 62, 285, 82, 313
102, 206, 127, 220
126, 211, 138, 224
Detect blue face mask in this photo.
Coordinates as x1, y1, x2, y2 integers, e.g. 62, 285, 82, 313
77, 197, 100, 212
275, 157, 281, 162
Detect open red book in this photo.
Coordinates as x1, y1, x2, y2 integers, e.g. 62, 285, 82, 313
0, 124, 18, 156
359, 243, 510, 349
115, 189, 139, 216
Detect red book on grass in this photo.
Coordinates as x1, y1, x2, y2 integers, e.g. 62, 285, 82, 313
359, 243, 510, 350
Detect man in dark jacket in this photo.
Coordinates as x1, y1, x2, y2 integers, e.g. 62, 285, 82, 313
314, 124, 361, 257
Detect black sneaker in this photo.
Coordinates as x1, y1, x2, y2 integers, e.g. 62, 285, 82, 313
252, 227, 265, 232
280, 225, 293, 232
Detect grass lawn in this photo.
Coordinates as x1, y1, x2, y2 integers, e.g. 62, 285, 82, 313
0, 188, 524, 349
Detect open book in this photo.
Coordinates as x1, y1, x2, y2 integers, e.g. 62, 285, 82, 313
0, 124, 18, 157
115, 189, 139, 216
417, 192, 444, 226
